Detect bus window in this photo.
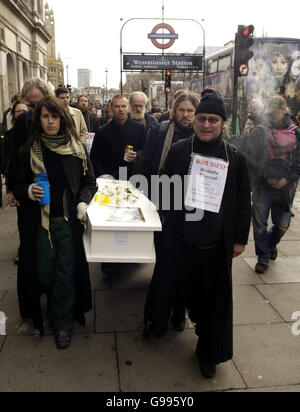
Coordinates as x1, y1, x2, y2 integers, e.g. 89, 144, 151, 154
210, 60, 218, 74
218, 54, 232, 72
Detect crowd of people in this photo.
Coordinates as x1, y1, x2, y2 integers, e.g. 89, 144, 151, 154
0, 76, 300, 380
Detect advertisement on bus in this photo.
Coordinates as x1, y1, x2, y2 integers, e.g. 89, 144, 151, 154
247, 38, 300, 113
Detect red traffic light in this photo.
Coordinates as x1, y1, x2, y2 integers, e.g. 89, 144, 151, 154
242, 25, 254, 37
166, 70, 172, 76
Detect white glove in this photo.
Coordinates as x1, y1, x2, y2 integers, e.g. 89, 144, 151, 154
77, 202, 88, 224
28, 183, 38, 201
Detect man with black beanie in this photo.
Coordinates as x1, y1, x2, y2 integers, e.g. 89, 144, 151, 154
143, 89, 252, 379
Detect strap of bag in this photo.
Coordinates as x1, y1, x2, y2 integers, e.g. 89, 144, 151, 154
158, 121, 175, 173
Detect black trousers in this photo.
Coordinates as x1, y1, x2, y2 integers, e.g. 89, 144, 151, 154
180, 245, 223, 365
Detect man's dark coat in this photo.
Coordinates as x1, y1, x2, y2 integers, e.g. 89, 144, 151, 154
144, 136, 251, 365
90, 118, 146, 179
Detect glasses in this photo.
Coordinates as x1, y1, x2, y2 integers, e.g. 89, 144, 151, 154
197, 116, 221, 124
27, 102, 39, 109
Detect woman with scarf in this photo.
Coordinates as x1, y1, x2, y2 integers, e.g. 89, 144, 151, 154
12, 96, 97, 349
143, 89, 252, 379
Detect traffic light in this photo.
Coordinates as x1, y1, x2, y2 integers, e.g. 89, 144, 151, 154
165, 70, 172, 94
235, 25, 255, 76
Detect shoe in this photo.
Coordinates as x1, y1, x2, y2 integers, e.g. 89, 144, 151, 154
255, 263, 269, 274
55, 330, 72, 350
199, 363, 217, 379
270, 249, 278, 261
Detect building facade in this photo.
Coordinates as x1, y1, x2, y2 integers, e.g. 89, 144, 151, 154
0, 0, 51, 120
78, 69, 92, 88
45, 2, 63, 89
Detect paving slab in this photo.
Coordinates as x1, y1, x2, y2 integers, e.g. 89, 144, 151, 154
0, 261, 17, 290
95, 290, 146, 333
244, 257, 300, 284
0, 207, 17, 223
0, 237, 19, 261
111, 263, 154, 290
89, 263, 112, 291
232, 258, 265, 285
0, 223, 18, 243
282, 225, 300, 241
256, 284, 300, 322
233, 285, 283, 325
278, 240, 300, 257
117, 330, 246, 392
0, 335, 119, 392
234, 324, 300, 388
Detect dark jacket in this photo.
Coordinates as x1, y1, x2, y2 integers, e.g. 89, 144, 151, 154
81, 110, 101, 133
144, 136, 252, 364
240, 114, 300, 188
90, 118, 146, 179
144, 112, 157, 134
7, 111, 32, 191
12, 144, 97, 332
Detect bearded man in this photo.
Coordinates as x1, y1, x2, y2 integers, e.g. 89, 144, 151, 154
129, 92, 157, 134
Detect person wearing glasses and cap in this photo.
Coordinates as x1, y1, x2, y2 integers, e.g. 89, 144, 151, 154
143, 89, 251, 379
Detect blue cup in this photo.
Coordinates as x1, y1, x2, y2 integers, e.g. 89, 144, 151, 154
36, 173, 50, 205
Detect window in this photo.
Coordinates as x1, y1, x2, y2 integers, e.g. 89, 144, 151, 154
218, 54, 232, 72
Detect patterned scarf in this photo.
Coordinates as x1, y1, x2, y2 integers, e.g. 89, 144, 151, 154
30, 134, 87, 244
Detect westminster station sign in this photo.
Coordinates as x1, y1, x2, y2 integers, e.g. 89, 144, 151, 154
123, 55, 203, 71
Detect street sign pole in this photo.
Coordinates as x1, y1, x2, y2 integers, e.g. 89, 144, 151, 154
232, 32, 238, 136
120, 17, 206, 95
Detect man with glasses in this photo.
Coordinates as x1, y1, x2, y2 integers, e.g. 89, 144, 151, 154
129, 92, 157, 135
143, 89, 251, 379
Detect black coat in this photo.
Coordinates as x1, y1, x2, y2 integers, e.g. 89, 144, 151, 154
144, 136, 252, 364
82, 110, 101, 133
12, 145, 97, 332
7, 111, 32, 191
90, 118, 146, 179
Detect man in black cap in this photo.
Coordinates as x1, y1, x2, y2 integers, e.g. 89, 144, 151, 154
143, 89, 252, 379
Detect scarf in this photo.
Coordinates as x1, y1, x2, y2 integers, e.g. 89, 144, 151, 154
30, 134, 87, 244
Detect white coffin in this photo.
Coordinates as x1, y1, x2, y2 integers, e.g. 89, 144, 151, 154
83, 180, 162, 263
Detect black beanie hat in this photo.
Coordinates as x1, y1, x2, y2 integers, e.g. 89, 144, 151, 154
196, 88, 227, 120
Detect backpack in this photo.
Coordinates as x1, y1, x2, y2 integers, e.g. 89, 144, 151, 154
263, 124, 298, 180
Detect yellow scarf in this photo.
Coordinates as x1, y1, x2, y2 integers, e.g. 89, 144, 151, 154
30, 134, 87, 244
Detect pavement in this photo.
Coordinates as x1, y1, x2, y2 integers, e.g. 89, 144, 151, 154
0, 189, 300, 393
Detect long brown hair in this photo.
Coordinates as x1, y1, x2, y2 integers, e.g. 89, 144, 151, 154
28, 96, 79, 148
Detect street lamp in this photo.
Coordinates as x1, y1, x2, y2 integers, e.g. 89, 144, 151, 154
105, 68, 108, 100
62, 56, 72, 85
